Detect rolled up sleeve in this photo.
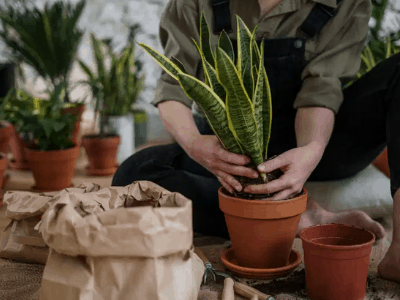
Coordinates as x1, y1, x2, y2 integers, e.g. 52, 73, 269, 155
294, 0, 372, 114
151, 0, 200, 109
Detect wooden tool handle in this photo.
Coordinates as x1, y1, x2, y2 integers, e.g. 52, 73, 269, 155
222, 278, 235, 300
234, 282, 274, 300
194, 247, 210, 264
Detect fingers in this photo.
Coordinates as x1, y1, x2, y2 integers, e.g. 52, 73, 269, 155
258, 156, 288, 173
217, 177, 235, 195
266, 188, 299, 201
215, 170, 242, 192
216, 147, 251, 166
217, 161, 259, 179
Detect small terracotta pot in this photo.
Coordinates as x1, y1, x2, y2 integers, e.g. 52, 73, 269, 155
300, 224, 375, 300
26, 146, 80, 192
0, 153, 8, 203
9, 126, 29, 170
219, 187, 308, 269
0, 121, 13, 154
372, 148, 389, 178
61, 104, 85, 145
82, 135, 120, 176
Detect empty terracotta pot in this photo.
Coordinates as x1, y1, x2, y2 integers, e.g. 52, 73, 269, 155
9, 126, 29, 170
0, 121, 13, 154
300, 224, 375, 300
61, 103, 85, 145
26, 146, 80, 192
82, 135, 120, 176
372, 148, 389, 178
219, 187, 308, 269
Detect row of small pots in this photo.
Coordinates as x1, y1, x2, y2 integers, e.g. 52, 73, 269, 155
0, 105, 121, 193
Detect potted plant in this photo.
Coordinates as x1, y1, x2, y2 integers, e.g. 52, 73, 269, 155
17, 83, 79, 192
78, 27, 145, 174
0, 0, 87, 145
139, 13, 308, 270
0, 88, 36, 170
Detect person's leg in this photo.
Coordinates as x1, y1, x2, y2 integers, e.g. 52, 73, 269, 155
298, 54, 400, 242
112, 143, 229, 239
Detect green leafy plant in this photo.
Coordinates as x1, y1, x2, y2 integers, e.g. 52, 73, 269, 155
139, 13, 272, 183
78, 25, 145, 135
0, 0, 86, 102
5, 83, 78, 151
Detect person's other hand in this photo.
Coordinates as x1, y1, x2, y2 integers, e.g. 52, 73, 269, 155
187, 135, 259, 194
244, 143, 324, 200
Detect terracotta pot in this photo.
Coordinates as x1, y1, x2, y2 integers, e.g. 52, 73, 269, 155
9, 126, 29, 170
219, 187, 308, 269
372, 148, 389, 178
82, 135, 120, 176
61, 104, 86, 145
0, 153, 8, 204
26, 146, 80, 192
300, 224, 375, 300
0, 121, 13, 154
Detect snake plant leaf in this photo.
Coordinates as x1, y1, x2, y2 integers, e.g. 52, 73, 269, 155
171, 57, 187, 73
193, 38, 226, 100
253, 41, 265, 154
215, 47, 263, 165
251, 25, 261, 72
236, 16, 254, 100
138, 43, 182, 80
200, 11, 215, 67
260, 42, 273, 159
176, 73, 243, 154
218, 30, 234, 62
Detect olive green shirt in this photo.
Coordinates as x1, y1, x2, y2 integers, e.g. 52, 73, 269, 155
152, 0, 371, 114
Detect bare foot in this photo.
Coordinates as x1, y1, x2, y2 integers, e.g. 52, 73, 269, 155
378, 242, 400, 283
297, 197, 386, 240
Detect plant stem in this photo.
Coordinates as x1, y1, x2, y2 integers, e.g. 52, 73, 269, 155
260, 172, 268, 183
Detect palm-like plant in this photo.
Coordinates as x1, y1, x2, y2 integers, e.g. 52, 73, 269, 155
0, 0, 86, 102
139, 13, 272, 184
78, 27, 145, 135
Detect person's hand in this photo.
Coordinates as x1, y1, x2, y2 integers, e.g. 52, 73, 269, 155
243, 143, 324, 200
187, 135, 259, 194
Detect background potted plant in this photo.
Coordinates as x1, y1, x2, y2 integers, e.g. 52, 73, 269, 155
16, 83, 79, 192
0, 0, 87, 145
79, 27, 145, 175
139, 13, 308, 270
0, 89, 36, 170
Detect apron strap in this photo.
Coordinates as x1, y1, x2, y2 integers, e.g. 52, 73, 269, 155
210, 0, 233, 34
301, 0, 344, 38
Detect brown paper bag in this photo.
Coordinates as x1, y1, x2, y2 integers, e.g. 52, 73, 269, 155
39, 181, 205, 300
0, 183, 100, 265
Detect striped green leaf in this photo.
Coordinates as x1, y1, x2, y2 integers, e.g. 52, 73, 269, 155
193, 39, 226, 100
138, 43, 182, 80
200, 11, 214, 67
236, 16, 253, 99
215, 47, 263, 165
218, 30, 234, 62
176, 73, 243, 154
251, 25, 260, 69
253, 41, 265, 154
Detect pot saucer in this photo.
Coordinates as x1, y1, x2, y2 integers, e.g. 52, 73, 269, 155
221, 247, 302, 280
31, 184, 74, 193
10, 160, 30, 171
85, 165, 118, 176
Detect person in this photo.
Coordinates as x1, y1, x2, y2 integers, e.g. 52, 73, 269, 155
112, 0, 400, 282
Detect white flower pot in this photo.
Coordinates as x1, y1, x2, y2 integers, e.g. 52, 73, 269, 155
108, 115, 135, 164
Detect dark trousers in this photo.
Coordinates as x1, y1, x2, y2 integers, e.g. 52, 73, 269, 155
112, 53, 400, 239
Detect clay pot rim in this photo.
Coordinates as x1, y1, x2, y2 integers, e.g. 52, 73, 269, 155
82, 134, 120, 140
221, 247, 302, 275
25, 145, 79, 154
299, 223, 376, 250
219, 186, 307, 204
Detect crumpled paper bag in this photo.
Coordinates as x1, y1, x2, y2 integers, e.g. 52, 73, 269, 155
39, 181, 205, 300
0, 183, 100, 264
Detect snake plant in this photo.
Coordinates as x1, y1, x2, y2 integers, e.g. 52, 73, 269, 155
139, 13, 272, 181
